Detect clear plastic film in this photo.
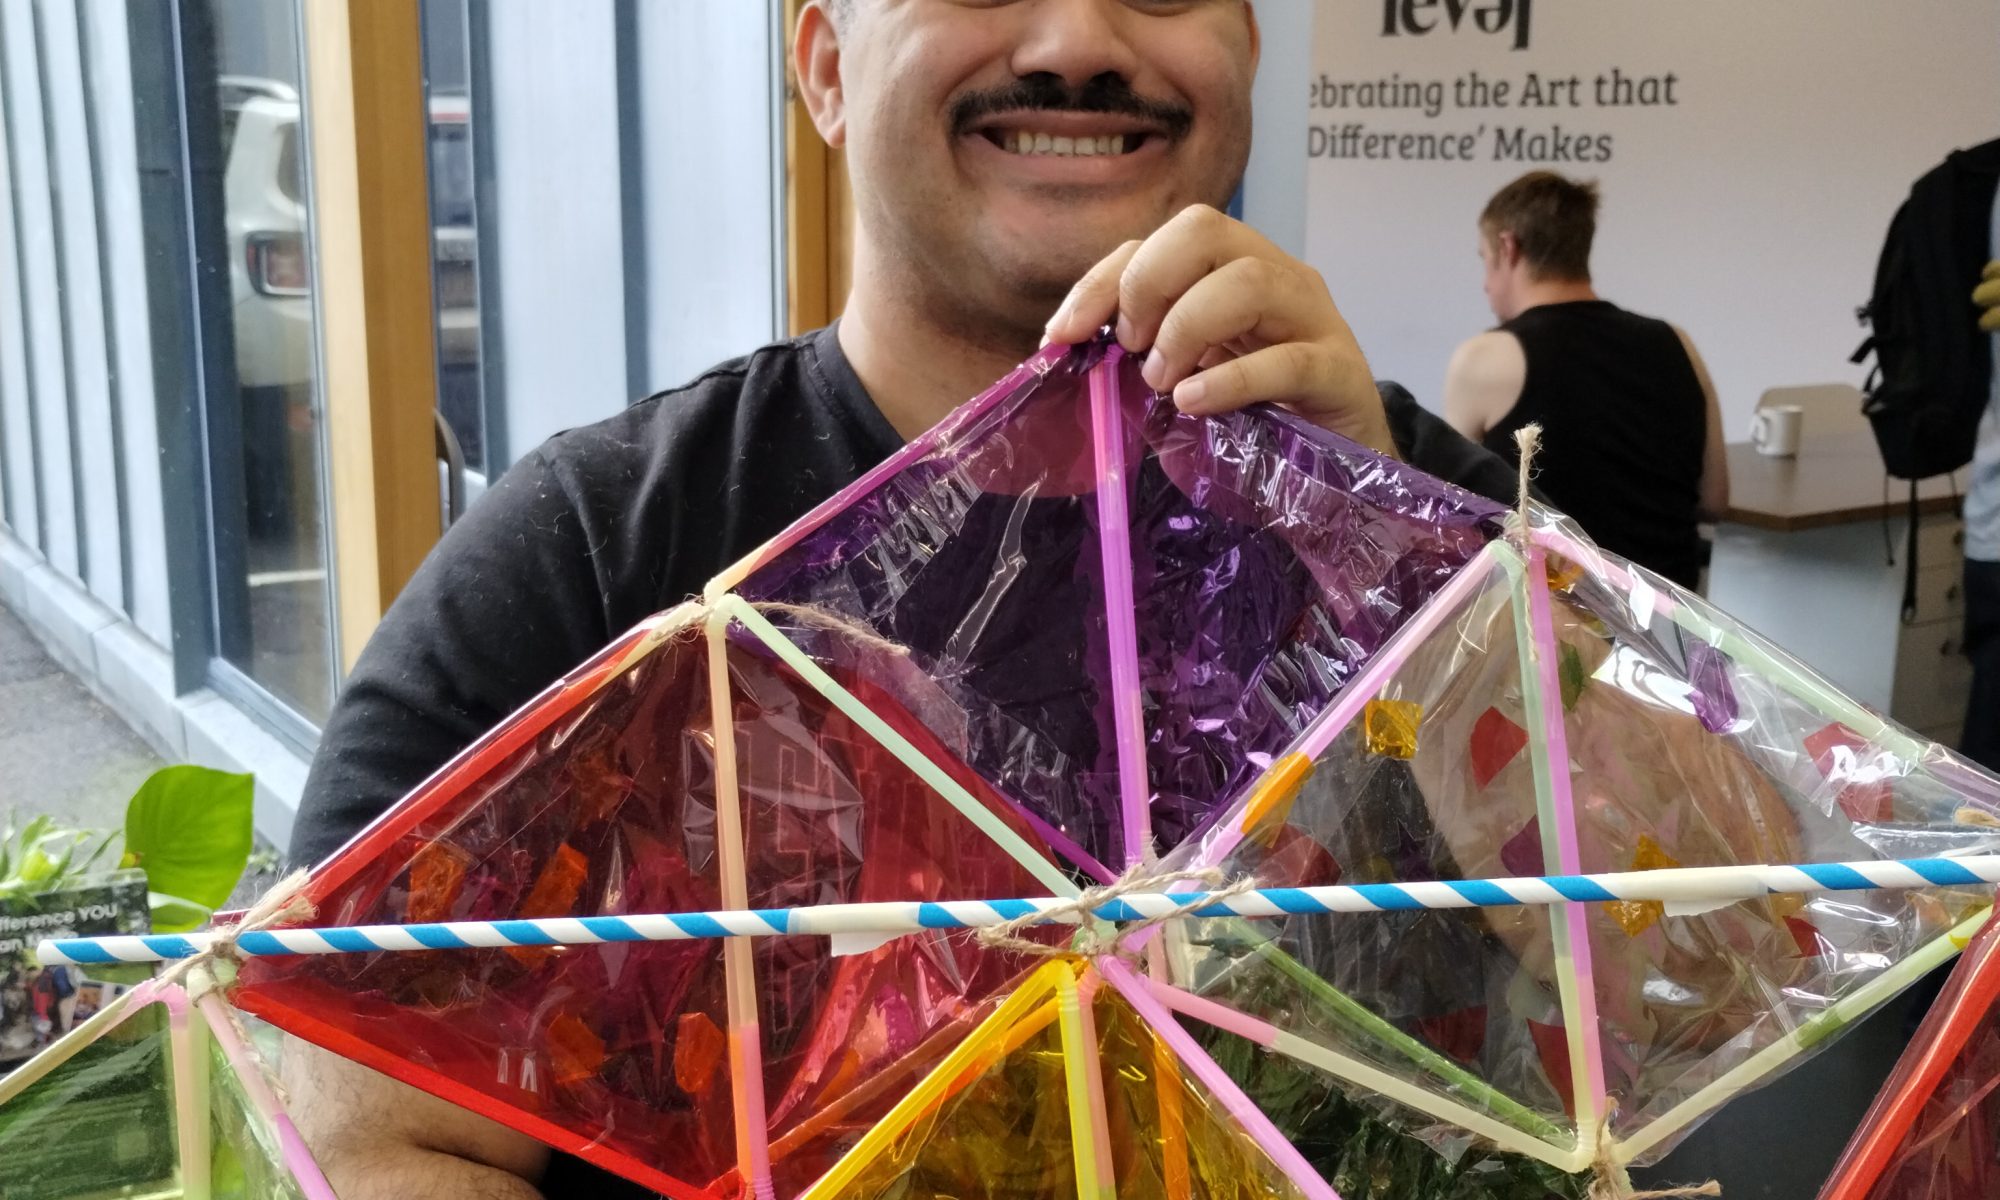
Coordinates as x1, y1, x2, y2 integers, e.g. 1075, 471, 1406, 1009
0, 980, 333, 1200
1819, 910, 2000, 1200
729, 340, 1503, 872
1168, 501, 2000, 1180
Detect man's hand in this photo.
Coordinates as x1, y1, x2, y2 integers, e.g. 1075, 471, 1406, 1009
1043, 204, 1395, 457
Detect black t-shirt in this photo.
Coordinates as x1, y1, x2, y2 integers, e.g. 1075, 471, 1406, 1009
288, 324, 1517, 1199
1481, 300, 1709, 588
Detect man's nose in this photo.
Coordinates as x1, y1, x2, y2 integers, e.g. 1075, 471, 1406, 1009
1007, 0, 1143, 89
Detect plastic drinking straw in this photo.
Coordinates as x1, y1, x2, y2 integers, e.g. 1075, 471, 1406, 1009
167, 986, 212, 1200
1087, 348, 1155, 870
1820, 912, 2000, 1200
194, 987, 341, 1200
1187, 543, 1504, 874
709, 341, 1073, 594
796, 960, 1076, 1200
50, 854, 2000, 966
718, 595, 1088, 898
1099, 958, 1342, 1200
1152, 1015, 1193, 1200
1059, 969, 1117, 1200
1611, 903, 1993, 1166
1505, 540, 1611, 1145
705, 615, 777, 1200
1144, 976, 1585, 1172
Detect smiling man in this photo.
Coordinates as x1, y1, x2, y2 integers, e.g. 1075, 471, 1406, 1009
280, 3, 1516, 1197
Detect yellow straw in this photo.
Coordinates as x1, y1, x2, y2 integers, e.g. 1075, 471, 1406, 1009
1059, 970, 1117, 1200
799, 961, 1080, 1200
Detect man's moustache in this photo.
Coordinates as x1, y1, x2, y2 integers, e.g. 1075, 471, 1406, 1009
950, 82, 1193, 140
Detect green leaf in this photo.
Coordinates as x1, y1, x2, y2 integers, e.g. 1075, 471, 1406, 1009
124, 766, 255, 934
1557, 642, 1589, 713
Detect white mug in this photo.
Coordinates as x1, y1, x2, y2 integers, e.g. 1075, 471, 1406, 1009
1750, 405, 1804, 457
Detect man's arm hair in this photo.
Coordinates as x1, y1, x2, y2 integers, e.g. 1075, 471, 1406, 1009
1441, 331, 1527, 444
1674, 325, 1730, 522
282, 1035, 549, 1199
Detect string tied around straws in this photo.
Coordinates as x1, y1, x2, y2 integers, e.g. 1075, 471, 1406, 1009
974, 865, 1262, 961
164, 868, 317, 1002
1512, 421, 1543, 546
1587, 1113, 1720, 1200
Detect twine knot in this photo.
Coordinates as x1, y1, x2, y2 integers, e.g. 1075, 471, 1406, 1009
1512, 422, 1543, 545
974, 865, 1261, 960
1587, 1116, 1720, 1199
165, 869, 316, 1000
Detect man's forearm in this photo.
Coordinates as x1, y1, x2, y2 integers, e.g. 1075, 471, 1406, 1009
314, 1145, 546, 1200
280, 1035, 550, 1199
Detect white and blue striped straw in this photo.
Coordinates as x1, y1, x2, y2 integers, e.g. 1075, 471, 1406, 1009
37, 854, 2000, 967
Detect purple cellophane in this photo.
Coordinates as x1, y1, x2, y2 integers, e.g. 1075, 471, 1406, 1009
736, 340, 1505, 871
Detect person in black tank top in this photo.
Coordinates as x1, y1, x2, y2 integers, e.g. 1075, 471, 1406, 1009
1444, 172, 1728, 589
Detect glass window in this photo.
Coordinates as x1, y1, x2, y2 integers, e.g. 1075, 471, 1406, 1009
421, 0, 486, 498
188, 0, 336, 730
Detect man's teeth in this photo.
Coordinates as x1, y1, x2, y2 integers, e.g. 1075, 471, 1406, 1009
1002, 131, 1127, 157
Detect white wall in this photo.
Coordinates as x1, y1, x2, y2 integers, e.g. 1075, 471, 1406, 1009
637, 0, 782, 394
38, 0, 123, 613
1244, 0, 1312, 258
483, 4, 631, 459
1306, 0, 2000, 434
0, 12, 38, 550
82, 0, 169, 648
1, 0, 79, 578
484, 0, 782, 465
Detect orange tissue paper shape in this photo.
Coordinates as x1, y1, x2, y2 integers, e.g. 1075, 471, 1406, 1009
1602, 836, 1682, 937
547, 1012, 607, 1088
674, 1011, 727, 1096
1363, 698, 1422, 760
505, 843, 590, 967
406, 841, 472, 924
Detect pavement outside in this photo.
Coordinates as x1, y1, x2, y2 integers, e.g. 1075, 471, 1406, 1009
0, 601, 280, 905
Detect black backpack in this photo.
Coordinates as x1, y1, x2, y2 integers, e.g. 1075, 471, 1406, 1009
1852, 138, 2000, 480
1850, 138, 2000, 618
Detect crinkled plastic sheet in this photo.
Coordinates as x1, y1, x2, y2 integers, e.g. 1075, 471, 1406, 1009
1163, 506, 2000, 1176
1820, 910, 2000, 1200
807, 961, 1313, 1200
733, 340, 1502, 872
0, 992, 177, 1198
0, 982, 326, 1200
234, 618, 1072, 1199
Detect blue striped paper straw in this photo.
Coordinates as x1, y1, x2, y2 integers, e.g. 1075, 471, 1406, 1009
37, 854, 2000, 967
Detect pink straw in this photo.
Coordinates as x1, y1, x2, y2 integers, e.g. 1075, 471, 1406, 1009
1089, 348, 1153, 868
197, 992, 342, 1200
1521, 545, 1609, 1123
1099, 959, 1341, 1200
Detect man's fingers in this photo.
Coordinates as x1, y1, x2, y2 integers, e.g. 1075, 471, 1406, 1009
1044, 239, 1142, 346
1174, 342, 1392, 456
1115, 204, 1274, 350
1141, 256, 1310, 392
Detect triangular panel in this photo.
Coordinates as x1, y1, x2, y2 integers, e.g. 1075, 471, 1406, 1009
233, 611, 1077, 1197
